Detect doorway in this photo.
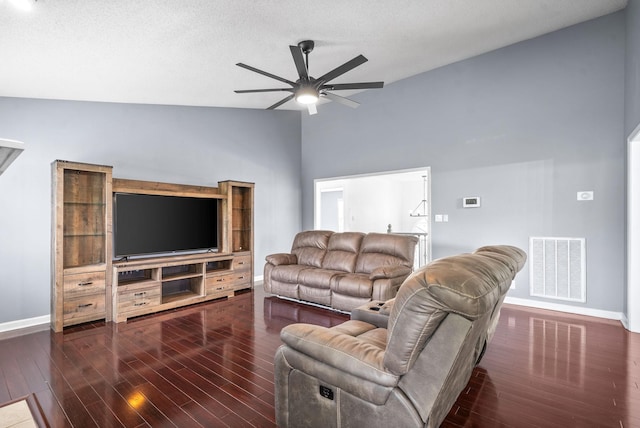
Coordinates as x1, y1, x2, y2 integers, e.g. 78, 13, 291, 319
314, 167, 431, 268
318, 188, 344, 232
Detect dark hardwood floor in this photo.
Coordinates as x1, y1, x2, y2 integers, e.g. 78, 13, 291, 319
1, 285, 639, 427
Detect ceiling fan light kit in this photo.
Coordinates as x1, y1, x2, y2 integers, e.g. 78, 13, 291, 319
295, 86, 319, 105
235, 40, 384, 114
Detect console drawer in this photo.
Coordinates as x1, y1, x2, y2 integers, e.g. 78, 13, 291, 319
232, 255, 252, 271
63, 271, 106, 297
232, 272, 251, 290
206, 273, 235, 295
117, 283, 161, 314
63, 293, 106, 324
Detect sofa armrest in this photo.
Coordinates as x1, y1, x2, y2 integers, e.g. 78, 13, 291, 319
369, 265, 412, 280
351, 300, 389, 328
379, 298, 395, 316
265, 253, 297, 266
280, 321, 398, 387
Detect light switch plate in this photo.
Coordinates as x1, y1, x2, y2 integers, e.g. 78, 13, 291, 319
577, 191, 594, 201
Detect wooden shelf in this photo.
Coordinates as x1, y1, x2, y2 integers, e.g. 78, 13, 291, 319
162, 272, 203, 282
117, 278, 157, 287
162, 290, 200, 304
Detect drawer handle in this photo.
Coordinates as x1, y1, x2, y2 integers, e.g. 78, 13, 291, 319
134, 302, 147, 307
215, 287, 224, 291
238, 276, 245, 280
238, 262, 245, 265
78, 282, 93, 287
217, 278, 224, 282
78, 303, 93, 308
134, 292, 146, 297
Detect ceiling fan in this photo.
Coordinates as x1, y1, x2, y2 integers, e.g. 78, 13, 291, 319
234, 40, 384, 115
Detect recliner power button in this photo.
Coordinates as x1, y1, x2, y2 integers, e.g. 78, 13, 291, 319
319, 385, 334, 400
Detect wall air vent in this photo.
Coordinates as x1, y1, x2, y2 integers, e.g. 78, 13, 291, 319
529, 237, 586, 302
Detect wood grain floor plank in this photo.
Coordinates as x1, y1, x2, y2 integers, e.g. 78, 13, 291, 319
2, 286, 639, 427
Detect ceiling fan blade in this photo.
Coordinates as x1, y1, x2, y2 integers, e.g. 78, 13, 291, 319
289, 45, 309, 80
235, 88, 293, 93
307, 103, 318, 115
236, 63, 296, 86
267, 94, 295, 110
322, 82, 384, 91
317, 54, 368, 84
323, 92, 360, 109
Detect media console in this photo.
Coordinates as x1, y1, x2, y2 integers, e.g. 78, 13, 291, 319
112, 251, 251, 322
51, 160, 254, 331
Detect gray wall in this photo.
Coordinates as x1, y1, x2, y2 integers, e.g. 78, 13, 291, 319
626, 0, 640, 137
0, 98, 302, 324
0, 9, 633, 326
301, 13, 626, 312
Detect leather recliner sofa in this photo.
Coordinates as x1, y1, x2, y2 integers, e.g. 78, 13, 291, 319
274, 245, 526, 428
263, 230, 419, 312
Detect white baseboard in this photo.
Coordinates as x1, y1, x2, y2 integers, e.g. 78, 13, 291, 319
504, 297, 624, 322
0, 315, 50, 340
1, 278, 267, 339
621, 313, 630, 330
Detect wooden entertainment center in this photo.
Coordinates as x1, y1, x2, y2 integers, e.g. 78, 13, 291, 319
51, 160, 254, 332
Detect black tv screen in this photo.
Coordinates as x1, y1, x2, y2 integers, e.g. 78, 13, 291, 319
113, 193, 219, 258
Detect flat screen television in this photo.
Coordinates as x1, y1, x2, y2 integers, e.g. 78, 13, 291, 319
113, 193, 219, 259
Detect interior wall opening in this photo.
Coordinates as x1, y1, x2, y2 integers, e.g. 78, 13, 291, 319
314, 167, 431, 268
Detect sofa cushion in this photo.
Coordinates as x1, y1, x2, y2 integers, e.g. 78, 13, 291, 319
331, 273, 373, 298
355, 233, 418, 274
271, 264, 313, 283
291, 230, 332, 267
298, 268, 343, 289
321, 232, 364, 272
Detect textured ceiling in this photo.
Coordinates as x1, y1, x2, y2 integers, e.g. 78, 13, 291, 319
0, 0, 627, 111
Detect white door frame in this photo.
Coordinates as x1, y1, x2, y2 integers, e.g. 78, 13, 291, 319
627, 122, 640, 333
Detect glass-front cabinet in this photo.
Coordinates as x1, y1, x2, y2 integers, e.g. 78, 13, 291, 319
51, 160, 113, 332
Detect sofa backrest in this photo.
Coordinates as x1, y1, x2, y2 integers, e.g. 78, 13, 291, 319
321, 232, 365, 273
291, 230, 333, 267
354, 233, 418, 274
383, 245, 526, 375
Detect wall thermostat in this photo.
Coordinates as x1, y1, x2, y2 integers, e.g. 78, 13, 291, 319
463, 196, 481, 208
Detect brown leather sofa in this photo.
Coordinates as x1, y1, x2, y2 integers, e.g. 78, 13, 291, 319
263, 230, 419, 312
274, 245, 526, 428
